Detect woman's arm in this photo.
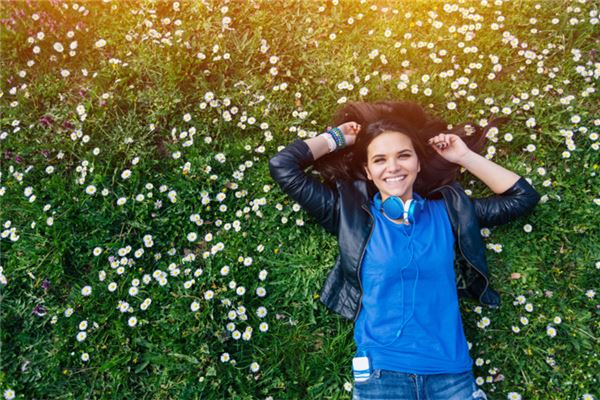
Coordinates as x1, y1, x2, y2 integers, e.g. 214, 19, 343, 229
304, 135, 332, 161
428, 133, 519, 193
458, 151, 520, 194
268, 122, 360, 235
470, 177, 540, 227
269, 139, 339, 235
428, 133, 540, 226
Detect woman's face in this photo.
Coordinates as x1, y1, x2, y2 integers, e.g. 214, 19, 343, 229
363, 131, 420, 203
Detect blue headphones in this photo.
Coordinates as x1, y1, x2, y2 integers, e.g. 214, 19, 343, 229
373, 192, 424, 224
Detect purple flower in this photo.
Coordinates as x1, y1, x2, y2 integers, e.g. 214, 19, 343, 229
15, 155, 22, 164
32, 304, 47, 317
39, 115, 54, 127
41, 279, 51, 292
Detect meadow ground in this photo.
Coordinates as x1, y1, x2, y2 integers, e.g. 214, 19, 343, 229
0, 1, 598, 399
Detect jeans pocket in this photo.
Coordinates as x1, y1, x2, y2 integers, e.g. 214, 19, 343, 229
471, 385, 488, 400
354, 368, 382, 385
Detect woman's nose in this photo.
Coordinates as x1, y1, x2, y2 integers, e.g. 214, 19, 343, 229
386, 158, 401, 171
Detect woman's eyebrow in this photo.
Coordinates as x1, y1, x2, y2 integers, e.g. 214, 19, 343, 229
370, 149, 413, 159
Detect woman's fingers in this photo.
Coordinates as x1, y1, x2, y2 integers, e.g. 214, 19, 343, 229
337, 121, 361, 136
428, 134, 449, 149
347, 122, 359, 131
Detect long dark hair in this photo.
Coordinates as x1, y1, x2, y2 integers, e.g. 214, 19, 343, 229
313, 101, 504, 195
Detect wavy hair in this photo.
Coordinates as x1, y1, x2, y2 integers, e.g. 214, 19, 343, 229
313, 101, 505, 195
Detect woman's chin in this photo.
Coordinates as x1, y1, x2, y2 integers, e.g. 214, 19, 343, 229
380, 185, 415, 201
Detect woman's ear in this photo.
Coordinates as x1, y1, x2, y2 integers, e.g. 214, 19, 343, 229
363, 164, 372, 180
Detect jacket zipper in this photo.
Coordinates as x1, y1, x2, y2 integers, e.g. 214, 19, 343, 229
354, 203, 376, 321
432, 185, 491, 302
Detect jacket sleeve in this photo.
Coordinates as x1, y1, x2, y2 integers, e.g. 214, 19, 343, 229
471, 177, 540, 227
268, 139, 339, 235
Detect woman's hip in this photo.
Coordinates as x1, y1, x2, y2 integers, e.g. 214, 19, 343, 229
352, 369, 487, 400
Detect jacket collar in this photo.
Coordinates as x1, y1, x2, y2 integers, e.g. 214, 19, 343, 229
352, 180, 373, 209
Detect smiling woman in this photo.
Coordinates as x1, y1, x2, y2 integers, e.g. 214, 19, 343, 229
269, 101, 540, 399
362, 126, 421, 206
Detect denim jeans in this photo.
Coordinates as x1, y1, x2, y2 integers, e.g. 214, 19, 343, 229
352, 369, 488, 400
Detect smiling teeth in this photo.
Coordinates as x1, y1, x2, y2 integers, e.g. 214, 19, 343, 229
385, 176, 406, 182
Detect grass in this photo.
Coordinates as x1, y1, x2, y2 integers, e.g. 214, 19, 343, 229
1, 1, 598, 399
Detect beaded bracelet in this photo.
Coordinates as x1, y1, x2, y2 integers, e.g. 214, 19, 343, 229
327, 127, 346, 149
318, 132, 337, 153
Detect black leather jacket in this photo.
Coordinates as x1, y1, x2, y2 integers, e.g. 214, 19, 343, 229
269, 139, 540, 321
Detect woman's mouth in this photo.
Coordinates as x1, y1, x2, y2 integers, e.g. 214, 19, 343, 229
384, 175, 407, 183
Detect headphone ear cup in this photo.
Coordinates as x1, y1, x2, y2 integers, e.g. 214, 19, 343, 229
382, 196, 405, 220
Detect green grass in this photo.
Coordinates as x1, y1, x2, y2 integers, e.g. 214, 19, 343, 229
1, 1, 598, 399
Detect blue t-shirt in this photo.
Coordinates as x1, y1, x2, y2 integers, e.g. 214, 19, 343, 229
353, 193, 473, 374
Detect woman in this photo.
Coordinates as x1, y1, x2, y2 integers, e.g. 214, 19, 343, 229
269, 101, 539, 399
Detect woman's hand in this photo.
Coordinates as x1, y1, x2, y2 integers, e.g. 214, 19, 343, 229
428, 133, 473, 165
337, 121, 361, 146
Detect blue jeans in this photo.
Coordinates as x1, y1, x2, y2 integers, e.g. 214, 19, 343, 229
352, 369, 487, 400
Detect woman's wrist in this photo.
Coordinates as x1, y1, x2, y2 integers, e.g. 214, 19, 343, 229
316, 127, 348, 154
327, 127, 347, 149
305, 135, 334, 161
456, 150, 480, 170
318, 132, 337, 153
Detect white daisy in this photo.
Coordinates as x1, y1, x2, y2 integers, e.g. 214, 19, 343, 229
256, 306, 267, 318
121, 169, 132, 179
76, 331, 87, 342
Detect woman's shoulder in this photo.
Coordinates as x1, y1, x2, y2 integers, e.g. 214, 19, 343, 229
425, 197, 449, 215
